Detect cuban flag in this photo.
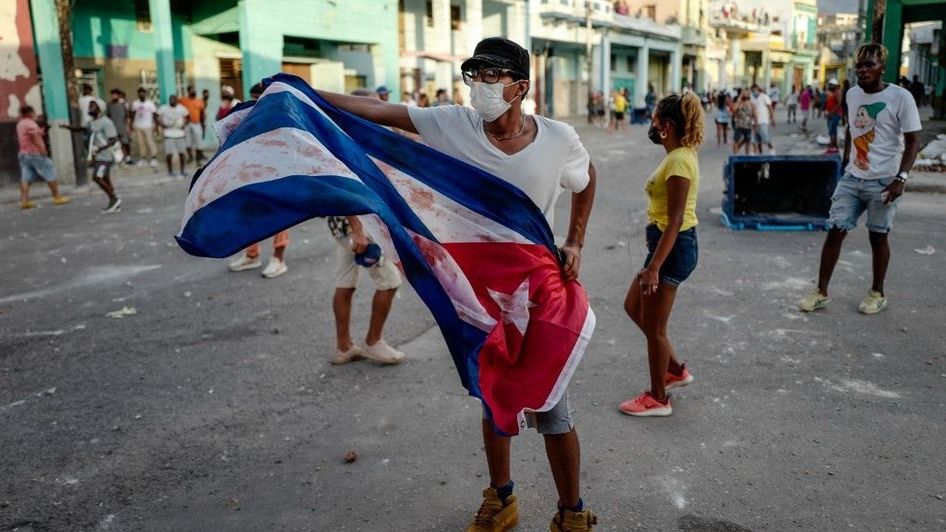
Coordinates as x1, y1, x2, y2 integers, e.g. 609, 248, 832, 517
176, 74, 595, 435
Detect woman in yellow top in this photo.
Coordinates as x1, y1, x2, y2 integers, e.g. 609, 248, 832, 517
620, 92, 704, 417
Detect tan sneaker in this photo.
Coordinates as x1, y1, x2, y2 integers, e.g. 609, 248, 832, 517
798, 290, 830, 312
52, 195, 71, 205
228, 254, 261, 272
550, 508, 598, 531
331, 345, 364, 365
466, 487, 518, 532
20, 200, 37, 209
361, 339, 406, 365
858, 290, 887, 314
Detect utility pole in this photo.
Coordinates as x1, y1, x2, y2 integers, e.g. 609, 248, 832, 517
55, 0, 87, 186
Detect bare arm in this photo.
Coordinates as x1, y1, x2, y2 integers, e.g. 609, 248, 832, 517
640, 176, 689, 295
842, 122, 852, 165
560, 162, 597, 281
346, 216, 369, 253
899, 131, 920, 174
316, 91, 417, 133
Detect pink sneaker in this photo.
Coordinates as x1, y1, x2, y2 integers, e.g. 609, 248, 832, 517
665, 364, 694, 390
619, 391, 672, 417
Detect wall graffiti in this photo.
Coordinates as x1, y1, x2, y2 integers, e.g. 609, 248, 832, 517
0, 0, 42, 121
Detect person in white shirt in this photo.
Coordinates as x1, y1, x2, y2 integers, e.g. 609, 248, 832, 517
131, 87, 159, 166
314, 37, 598, 531
156, 95, 189, 177
78, 83, 106, 129
798, 43, 921, 315
751, 84, 775, 154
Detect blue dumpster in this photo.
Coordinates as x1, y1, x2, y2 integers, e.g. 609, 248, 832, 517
720, 155, 841, 231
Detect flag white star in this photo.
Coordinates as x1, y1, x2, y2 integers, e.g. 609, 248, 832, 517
487, 278, 536, 336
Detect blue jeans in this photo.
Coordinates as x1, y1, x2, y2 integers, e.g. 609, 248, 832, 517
643, 224, 699, 286
827, 174, 899, 233
827, 114, 841, 137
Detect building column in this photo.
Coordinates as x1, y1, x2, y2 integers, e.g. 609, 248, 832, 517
729, 36, 741, 87
599, 32, 610, 95
149, 0, 176, 101
29, 0, 74, 182
880, 0, 904, 83
671, 50, 682, 93
636, 44, 649, 106
238, 0, 283, 99
762, 50, 771, 89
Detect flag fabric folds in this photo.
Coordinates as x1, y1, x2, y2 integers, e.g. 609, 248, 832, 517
176, 74, 595, 435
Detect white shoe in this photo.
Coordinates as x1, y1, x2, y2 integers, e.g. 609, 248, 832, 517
149, 158, 159, 167
136, 159, 147, 167
102, 197, 122, 214
361, 339, 406, 365
332, 345, 364, 365
228, 254, 261, 272
261, 257, 288, 278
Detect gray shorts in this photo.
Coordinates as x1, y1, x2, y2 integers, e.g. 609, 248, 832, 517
486, 392, 574, 435
164, 137, 187, 156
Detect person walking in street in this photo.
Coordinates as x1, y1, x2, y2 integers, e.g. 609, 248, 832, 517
157, 95, 189, 177
732, 89, 756, 154
179, 86, 206, 165
62, 100, 122, 212
324, 215, 406, 366
619, 92, 703, 417
824, 79, 843, 154
800, 84, 812, 131
131, 88, 159, 167
786, 86, 798, 123
751, 84, 775, 154
227, 83, 292, 279
798, 43, 921, 315
314, 36, 599, 531
106, 89, 133, 164
610, 89, 628, 133
714, 90, 731, 146
645, 83, 658, 118
17, 106, 70, 209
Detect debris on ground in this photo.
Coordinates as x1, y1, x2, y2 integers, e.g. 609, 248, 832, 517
106, 306, 138, 319
344, 450, 357, 463
914, 245, 935, 255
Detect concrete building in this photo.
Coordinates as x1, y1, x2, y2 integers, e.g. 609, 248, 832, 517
533, 0, 683, 115
14, 0, 400, 185
906, 21, 942, 91
706, 0, 816, 94
1, 0, 43, 185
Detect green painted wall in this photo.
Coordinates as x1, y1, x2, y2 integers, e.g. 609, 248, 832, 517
71, 0, 190, 61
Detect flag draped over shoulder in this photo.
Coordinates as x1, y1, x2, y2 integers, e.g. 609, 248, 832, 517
176, 74, 595, 435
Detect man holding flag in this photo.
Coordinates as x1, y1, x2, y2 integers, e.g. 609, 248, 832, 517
316, 38, 597, 531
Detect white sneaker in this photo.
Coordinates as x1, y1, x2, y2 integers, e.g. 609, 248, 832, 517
228, 254, 261, 272
149, 158, 159, 167
361, 339, 406, 365
332, 345, 364, 365
858, 290, 888, 314
136, 159, 147, 167
102, 197, 122, 214
261, 257, 288, 278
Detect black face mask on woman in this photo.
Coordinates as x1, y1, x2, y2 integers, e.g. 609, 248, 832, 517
647, 125, 663, 144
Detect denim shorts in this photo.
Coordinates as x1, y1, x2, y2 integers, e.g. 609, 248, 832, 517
827, 114, 841, 137
18, 153, 57, 183
828, 173, 899, 233
643, 224, 699, 287
754, 123, 771, 144
734, 127, 752, 144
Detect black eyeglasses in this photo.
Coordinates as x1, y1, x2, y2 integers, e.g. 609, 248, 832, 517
462, 67, 523, 86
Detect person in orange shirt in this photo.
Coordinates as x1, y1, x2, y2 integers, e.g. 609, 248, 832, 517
179, 86, 206, 165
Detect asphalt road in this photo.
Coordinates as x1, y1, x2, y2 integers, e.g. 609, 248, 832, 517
2, 112, 945, 531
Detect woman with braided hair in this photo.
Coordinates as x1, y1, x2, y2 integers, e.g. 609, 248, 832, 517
620, 92, 704, 417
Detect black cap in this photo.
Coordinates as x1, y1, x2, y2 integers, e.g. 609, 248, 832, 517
461, 37, 529, 79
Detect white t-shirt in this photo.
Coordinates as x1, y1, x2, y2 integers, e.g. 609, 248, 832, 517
845, 84, 922, 180
131, 99, 157, 129
752, 93, 772, 124
157, 104, 188, 139
408, 105, 591, 228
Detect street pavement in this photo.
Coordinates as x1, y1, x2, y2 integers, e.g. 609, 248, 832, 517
2, 110, 945, 531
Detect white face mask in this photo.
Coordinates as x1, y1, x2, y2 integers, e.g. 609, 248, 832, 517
469, 80, 521, 122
